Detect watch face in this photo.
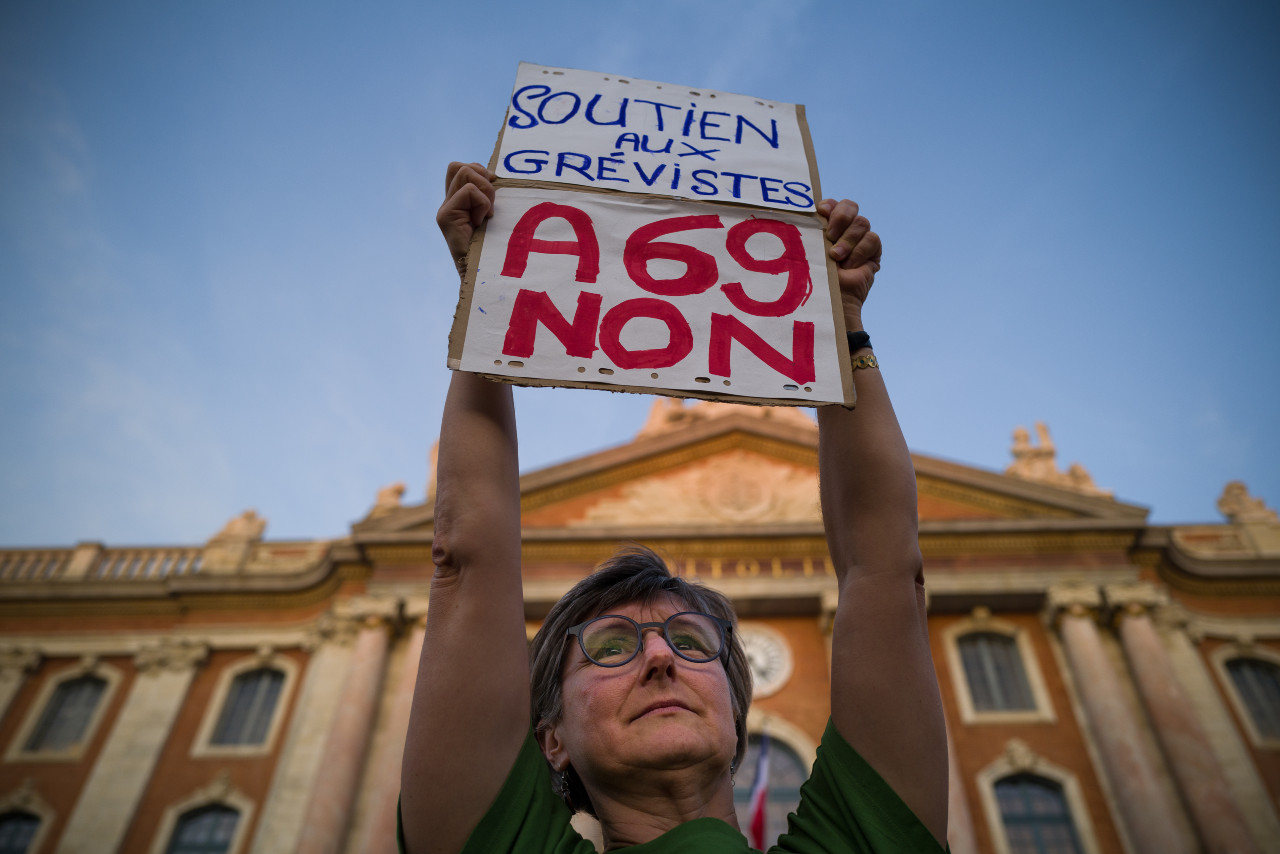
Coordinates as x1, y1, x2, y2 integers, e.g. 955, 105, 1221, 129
740, 624, 793, 699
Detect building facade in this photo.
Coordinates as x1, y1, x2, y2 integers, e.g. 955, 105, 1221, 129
1, 399, 1278, 853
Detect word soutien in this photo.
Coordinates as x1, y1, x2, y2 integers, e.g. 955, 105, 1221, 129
496, 201, 818, 385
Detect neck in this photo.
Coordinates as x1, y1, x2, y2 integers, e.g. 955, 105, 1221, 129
589, 768, 738, 850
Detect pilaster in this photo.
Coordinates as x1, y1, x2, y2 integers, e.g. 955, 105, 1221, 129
0, 646, 40, 723
56, 639, 207, 854
1046, 584, 1194, 854
1108, 583, 1260, 853
296, 607, 393, 854
249, 614, 359, 854
356, 610, 426, 854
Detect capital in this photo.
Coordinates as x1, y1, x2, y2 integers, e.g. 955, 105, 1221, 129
1044, 584, 1103, 627
1105, 582, 1168, 625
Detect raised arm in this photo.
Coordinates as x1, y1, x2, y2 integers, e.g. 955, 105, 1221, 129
815, 200, 949, 845
401, 164, 531, 854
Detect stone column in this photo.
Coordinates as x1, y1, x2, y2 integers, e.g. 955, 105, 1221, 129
0, 647, 39, 723
1048, 585, 1192, 854
1109, 584, 1260, 854
944, 712, 978, 854
251, 615, 359, 854
296, 615, 392, 854
356, 611, 427, 854
56, 639, 207, 854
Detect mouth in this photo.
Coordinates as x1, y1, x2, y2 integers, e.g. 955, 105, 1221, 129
633, 701, 693, 720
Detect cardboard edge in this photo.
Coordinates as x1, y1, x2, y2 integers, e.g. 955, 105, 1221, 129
796, 104, 822, 208
475, 372, 829, 408
797, 103, 853, 408
446, 223, 487, 364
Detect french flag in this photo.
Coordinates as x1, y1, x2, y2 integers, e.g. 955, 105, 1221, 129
747, 730, 771, 850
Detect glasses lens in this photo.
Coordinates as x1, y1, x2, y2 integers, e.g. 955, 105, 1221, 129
580, 617, 640, 665
665, 613, 723, 662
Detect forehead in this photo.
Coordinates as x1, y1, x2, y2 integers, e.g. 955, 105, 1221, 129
587, 593, 690, 622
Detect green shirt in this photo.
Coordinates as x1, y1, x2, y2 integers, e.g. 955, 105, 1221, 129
400, 719, 945, 853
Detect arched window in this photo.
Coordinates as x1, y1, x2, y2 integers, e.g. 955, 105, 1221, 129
210, 668, 284, 746
959, 632, 1034, 712
23, 674, 106, 752
995, 774, 1083, 854
164, 805, 239, 854
1225, 657, 1280, 739
0, 812, 40, 854
732, 733, 808, 850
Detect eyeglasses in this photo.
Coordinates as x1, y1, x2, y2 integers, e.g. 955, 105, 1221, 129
567, 611, 732, 668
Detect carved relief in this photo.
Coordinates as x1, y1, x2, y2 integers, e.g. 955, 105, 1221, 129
1218, 481, 1279, 524
135, 639, 209, 675
636, 397, 815, 438
365, 482, 406, 520
302, 613, 361, 651
573, 451, 820, 526
1006, 422, 1112, 497
0, 646, 40, 676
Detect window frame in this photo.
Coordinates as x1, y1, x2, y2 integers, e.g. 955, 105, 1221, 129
1211, 644, 1280, 751
0, 782, 55, 854
944, 611, 1056, 725
191, 651, 298, 759
147, 775, 254, 854
4, 658, 123, 763
976, 741, 1100, 854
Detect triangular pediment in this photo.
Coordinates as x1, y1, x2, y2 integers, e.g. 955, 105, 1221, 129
353, 400, 1146, 539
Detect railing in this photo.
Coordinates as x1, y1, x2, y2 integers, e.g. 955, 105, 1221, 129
90, 548, 203, 580
0, 550, 69, 582
0, 546, 203, 582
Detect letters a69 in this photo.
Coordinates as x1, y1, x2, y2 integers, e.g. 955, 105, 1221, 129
493, 200, 819, 387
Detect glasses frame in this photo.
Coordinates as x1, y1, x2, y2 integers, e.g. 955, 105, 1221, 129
567, 611, 733, 668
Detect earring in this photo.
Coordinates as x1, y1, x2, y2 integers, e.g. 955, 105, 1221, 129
730, 761, 737, 788
553, 769, 570, 797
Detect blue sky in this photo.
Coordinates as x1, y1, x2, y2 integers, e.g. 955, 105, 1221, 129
2, 0, 1277, 547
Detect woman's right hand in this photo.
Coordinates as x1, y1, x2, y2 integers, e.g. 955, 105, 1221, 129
436, 161, 497, 276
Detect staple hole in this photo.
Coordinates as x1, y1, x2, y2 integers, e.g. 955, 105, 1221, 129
803, 386, 812, 392
493, 360, 502, 366
599, 368, 614, 376
650, 372, 659, 379
783, 384, 799, 391
577, 366, 586, 373
619, 78, 630, 84
507, 360, 524, 368
695, 377, 711, 384
723, 380, 731, 386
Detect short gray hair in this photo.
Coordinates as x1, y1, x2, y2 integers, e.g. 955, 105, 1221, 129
529, 544, 752, 815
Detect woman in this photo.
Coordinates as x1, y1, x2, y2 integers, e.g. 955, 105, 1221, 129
400, 162, 949, 853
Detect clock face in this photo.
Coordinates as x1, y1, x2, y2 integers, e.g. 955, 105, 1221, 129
739, 624, 793, 699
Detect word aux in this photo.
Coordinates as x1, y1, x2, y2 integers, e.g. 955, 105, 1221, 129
499, 203, 816, 385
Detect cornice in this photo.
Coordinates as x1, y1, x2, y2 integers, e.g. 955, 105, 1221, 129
1138, 527, 1280, 597
0, 560, 362, 619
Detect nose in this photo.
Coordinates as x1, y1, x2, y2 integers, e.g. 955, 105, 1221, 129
637, 626, 676, 678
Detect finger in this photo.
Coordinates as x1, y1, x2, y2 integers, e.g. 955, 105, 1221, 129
829, 212, 870, 262
840, 228, 882, 270
445, 163, 495, 204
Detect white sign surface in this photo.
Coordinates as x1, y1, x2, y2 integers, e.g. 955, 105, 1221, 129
455, 187, 847, 404
495, 63, 817, 212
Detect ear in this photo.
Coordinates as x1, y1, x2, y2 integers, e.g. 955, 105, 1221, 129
536, 721, 570, 772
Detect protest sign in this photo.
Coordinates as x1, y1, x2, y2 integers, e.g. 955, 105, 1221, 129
448, 64, 853, 407
495, 63, 818, 212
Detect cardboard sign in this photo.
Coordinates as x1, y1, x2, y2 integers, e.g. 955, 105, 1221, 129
495, 63, 818, 212
450, 187, 852, 405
